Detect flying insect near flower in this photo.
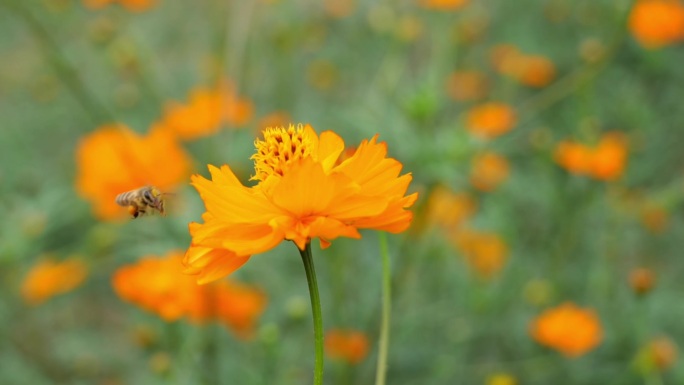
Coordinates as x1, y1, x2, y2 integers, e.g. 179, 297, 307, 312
115, 186, 167, 218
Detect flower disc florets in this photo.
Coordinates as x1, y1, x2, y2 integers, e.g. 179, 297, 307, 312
251, 124, 316, 181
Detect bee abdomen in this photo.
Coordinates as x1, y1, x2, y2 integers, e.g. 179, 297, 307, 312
115, 191, 135, 206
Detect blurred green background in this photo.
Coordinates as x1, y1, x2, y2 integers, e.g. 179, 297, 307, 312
1, 0, 684, 384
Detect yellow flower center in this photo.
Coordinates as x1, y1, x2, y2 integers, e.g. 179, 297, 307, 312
251, 124, 315, 181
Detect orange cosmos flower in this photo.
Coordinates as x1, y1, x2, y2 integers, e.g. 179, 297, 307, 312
83, 0, 155, 12
184, 124, 417, 283
113, 252, 210, 321
516, 55, 556, 88
590, 132, 628, 181
470, 151, 510, 192
160, 83, 254, 140
530, 302, 603, 357
466, 103, 517, 140
490, 45, 556, 87
445, 70, 489, 101
640, 203, 669, 233
75, 124, 192, 220
325, 329, 370, 364
419, 0, 469, 11
324, 0, 356, 18
113, 251, 266, 336
629, 267, 656, 295
452, 229, 508, 278
425, 186, 477, 230
213, 280, 267, 339
554, 132, 628, 181
629, 0, 684, 48
490, 44, 521, 73
22, 257, 88, 305
554, 141, 593, 175
648, 337, 678, 371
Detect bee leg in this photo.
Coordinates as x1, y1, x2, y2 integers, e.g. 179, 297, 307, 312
128, 205, 140, 218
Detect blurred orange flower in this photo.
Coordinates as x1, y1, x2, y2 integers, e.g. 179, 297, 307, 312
516, 55, 556, 87
470, 151, 510, 192
159, 83, 254, 140
83, 0, 155, 12
445, 71, 489, 101
648, 337, 678, 371
554, 141, 593, 175
185, 124, 417, 283
554, 132, 628, 181
491, 45, 556, 87
640, 203, 669, 233
22, 257, 88, 305
466, 102, 517, 139
213, 280, 268, 339
530, 302, 603, 357
452, 229, 508, 278
419, 0, 469, 11
629, 267, 656, 295
426, 186, 477, 230
629, 0, 684, 49
324, 0, 356, 18
113, 251, 266, 337
75, 124, 192, 220
325, 329, 369, 364
113, 252, 210, 322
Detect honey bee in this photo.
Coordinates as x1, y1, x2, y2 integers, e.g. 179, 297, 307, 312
115, 186, 167, 219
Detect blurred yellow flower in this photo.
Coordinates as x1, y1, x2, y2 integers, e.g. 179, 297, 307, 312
113, 251, 266, 337
530, 302, 603, 357
75, 124, 192, 220
22, 258, 88, 305
466, 102, 517, 140
325, 329, 370, 364
486, 373, 517, 385
452, 229, 508, 278
419, 0, 469, 11
83, 0, 156, 12
470, 151, 510, 192
185, 124, 417, 283
445, 70, 489, 101
159, 83, 254, 140
629, 0, 684, 49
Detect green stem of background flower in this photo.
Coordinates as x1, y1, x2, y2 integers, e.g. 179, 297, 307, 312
374, 232, 391, 385
299, 243, 324, 385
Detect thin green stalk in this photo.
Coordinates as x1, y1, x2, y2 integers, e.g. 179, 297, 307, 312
374, 232, 391, 385
298, 243, 324, 385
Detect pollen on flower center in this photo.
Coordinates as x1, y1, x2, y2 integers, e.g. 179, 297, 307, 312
251, 124, 316, 181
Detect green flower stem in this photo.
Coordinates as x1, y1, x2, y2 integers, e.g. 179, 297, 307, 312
374, 232, 391, 385
298, 243, 324, 385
